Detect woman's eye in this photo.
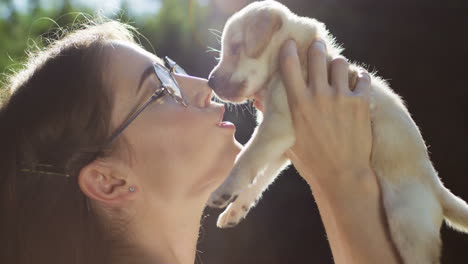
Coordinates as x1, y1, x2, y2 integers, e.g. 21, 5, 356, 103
230, 43, 241, 56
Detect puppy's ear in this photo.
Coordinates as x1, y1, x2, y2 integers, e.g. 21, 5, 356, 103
244, 9, 282, 58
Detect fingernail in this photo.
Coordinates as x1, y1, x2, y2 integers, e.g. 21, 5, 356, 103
359, 70, 371, 81
285, 39, 297, 56
313, 39, 326, 52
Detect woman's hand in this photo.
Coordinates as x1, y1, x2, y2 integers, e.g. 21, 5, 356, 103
280, 39, 373, 188
279, 39, 400, 264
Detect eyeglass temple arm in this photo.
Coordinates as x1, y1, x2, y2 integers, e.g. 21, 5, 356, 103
103, 88, 166, 148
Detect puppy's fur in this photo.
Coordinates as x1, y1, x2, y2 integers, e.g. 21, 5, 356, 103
207, 1, 468, 262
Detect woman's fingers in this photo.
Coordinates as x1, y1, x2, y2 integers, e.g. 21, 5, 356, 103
330, 57, 350, 94
308, 39, 328, 92
280, 38, 372, 112
280, 39, 307, 108
353, 70, 372, 98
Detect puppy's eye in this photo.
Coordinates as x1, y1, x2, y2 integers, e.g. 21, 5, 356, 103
230, 43, 242, 56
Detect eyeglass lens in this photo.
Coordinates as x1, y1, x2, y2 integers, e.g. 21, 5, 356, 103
153, 60, 188, 107
164, 56, 188, 75
153, 63, 183, 98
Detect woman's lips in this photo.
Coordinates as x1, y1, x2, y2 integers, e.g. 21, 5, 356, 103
216, 106, 236, 129
218, 121, 236, 128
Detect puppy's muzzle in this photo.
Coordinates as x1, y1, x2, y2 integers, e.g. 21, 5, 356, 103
208, 73, 228, 92
208, 73, 245, 102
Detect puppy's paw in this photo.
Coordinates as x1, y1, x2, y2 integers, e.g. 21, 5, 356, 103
207, 165, 256, 208
217, 201, 253, 228
207, 189, 239, 208
207, 179, 241, 208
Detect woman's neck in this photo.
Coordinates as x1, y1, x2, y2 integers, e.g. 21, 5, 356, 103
111, 195, 207, 264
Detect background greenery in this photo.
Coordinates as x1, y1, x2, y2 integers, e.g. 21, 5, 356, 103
0, 0, 231, 83
1, 0, 468, 263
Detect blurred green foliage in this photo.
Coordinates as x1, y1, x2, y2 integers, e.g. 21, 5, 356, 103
0, 0, 231, 92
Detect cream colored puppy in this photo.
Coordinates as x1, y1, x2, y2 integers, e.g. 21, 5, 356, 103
207, 1, 468, 262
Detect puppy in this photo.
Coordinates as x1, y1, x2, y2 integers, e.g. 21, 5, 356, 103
207, 1, 468, 263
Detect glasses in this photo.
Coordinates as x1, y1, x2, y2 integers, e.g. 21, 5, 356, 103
102, 56, 188, 149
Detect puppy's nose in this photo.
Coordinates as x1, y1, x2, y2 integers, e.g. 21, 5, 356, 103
207, 74, 217, 89
208, 74, 226, 90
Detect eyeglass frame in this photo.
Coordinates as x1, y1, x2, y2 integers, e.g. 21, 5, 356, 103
101, 56, 188, 150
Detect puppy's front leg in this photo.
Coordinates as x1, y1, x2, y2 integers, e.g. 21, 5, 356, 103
216, 154, 291, 228
208, 80, 294, 208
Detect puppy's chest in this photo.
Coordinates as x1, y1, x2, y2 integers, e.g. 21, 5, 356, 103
263, 74, 290, 114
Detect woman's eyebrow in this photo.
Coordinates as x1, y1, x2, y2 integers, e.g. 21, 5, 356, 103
136, 64, 156, 94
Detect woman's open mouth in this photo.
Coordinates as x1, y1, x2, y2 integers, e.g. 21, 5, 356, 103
218, 121, 235, 128
216, 107, 236, 129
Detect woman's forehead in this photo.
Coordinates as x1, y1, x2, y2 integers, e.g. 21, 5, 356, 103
108, 42, 164, 73
104, 41, 163, 91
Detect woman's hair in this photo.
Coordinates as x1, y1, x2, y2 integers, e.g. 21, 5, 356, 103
0, 17, 138, 264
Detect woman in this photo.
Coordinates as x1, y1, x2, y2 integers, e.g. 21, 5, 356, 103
0, 20, 399, 264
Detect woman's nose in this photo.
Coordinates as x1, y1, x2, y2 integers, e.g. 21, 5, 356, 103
175, 74, 213, 108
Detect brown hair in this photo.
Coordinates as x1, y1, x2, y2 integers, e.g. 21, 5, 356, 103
0, 18, 137, 264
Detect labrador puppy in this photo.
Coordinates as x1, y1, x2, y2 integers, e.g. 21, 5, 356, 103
207, 1, 468, 263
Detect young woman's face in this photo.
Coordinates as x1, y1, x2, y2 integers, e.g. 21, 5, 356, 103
104, 41, 241, 202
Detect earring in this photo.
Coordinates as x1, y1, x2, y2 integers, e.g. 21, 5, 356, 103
128, 186, 136, 193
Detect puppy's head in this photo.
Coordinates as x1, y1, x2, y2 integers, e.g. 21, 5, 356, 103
208, 1, 289, 103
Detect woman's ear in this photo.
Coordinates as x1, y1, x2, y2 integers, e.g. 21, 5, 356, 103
244, 9, 283, 58
78, 160, 137, 205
